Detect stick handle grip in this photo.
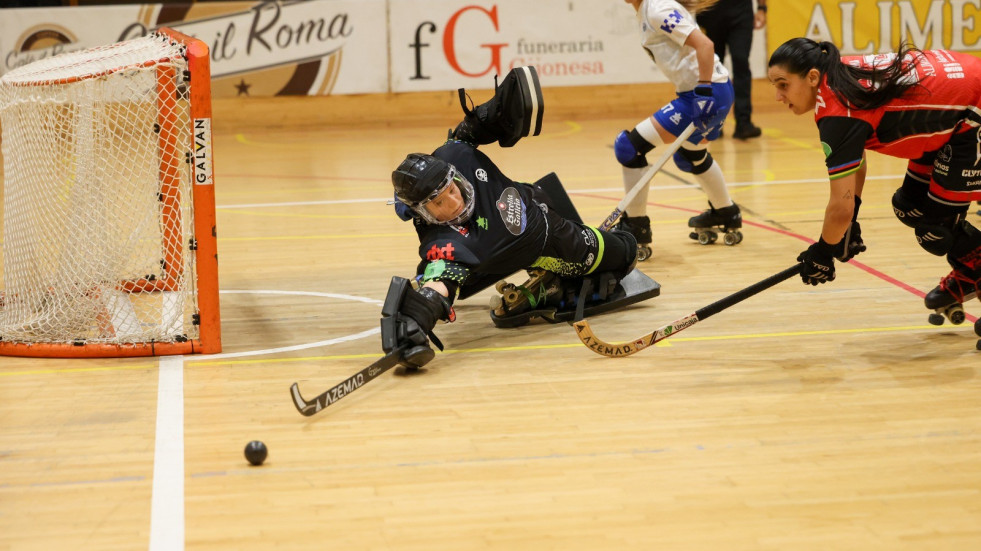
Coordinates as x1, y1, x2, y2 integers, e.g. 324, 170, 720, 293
694, 264, 801, 321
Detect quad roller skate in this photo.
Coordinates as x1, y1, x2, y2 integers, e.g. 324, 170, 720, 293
688, 202, 743, 246
489, 268, 663, 328
924, 269, 981, 349
489, 268, 566, 328
613, 213, 652, 261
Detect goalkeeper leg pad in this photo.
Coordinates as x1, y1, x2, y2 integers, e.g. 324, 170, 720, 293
453, 66, 544, 147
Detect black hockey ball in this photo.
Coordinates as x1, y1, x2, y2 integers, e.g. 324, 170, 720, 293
244, 440, 268, 466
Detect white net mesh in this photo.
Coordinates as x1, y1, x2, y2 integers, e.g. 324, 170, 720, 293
0, 33, 200, 346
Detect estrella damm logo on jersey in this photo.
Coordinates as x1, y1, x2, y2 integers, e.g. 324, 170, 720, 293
496, 187, 527, 235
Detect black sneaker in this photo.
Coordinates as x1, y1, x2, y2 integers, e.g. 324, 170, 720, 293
733, 122, 762, 140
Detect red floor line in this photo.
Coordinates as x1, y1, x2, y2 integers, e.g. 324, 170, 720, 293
574, 192, 978, 323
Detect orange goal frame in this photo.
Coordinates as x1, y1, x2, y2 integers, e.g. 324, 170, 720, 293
0, 28, 221, 358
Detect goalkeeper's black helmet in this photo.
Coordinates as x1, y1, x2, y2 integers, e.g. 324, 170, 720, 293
392, 153, 449, 206
392, 153, 475, 225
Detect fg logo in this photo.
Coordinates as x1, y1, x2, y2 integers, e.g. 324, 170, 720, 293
409, 5, 508, 80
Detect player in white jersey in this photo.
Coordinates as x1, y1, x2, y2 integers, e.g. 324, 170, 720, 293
614, 0, 742, 258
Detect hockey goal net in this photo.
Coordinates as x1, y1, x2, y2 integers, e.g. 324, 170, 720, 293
0, 28, 220, 357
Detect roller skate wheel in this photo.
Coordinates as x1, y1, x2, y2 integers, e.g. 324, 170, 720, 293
976, 338, 981, 351
697, 230, 717, 245
927, 313, 945, 326
637, 245, 652, 262
494, 280, 508, 294
945, 305, 966, 325
723, 231, 741, 246
974, 318, 981, 337
489, 296, 510, 317
503, 288, 522, 304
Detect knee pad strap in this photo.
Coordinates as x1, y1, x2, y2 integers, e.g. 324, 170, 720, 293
673, 146, 714, 175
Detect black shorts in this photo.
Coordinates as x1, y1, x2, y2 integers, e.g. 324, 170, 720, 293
930, 126, 981, 202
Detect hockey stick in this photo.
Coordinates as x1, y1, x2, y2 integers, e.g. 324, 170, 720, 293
290, 346, 406, 416
289, 276, 436, 416
573, 264, 802, 357
598, 123, 697, 231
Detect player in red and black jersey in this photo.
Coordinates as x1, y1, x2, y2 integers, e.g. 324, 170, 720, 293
382, 67, 647, 369
768, 38, 981, 337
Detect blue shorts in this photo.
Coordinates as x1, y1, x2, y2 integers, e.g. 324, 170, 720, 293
652, 80, 734, 143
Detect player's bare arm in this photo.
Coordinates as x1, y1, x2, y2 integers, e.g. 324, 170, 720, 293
684, 28, 716, 84
822, 173, 859, 245
423, 280, 450, 299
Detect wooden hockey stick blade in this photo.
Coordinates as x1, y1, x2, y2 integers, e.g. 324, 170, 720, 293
290, 347, 405, 416
599, 123, 697, 231
573, 264, 802, 357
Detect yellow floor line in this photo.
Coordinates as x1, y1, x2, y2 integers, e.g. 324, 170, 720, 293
191, 323, 962, 366
2, 324, 969, 376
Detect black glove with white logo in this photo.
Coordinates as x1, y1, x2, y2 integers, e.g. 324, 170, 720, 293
797, 238, 836, 285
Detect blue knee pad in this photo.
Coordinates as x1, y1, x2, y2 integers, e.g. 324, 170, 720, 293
673, 147, 714, 175
614, 129, 651, 169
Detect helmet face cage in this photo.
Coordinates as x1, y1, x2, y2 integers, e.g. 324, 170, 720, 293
407, 165, 475, 226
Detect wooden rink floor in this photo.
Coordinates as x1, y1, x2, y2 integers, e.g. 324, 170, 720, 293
2, 82, 981, 550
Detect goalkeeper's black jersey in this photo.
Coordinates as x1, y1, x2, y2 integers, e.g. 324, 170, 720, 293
411, 140, 549, 282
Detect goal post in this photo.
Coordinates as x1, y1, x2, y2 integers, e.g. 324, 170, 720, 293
0, 28, 221, 357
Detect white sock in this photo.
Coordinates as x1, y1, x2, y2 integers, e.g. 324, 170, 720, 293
694, 162, 732, 208
619, 118, 668, 218
635, 117, 665, 148
622, 165, 650, 217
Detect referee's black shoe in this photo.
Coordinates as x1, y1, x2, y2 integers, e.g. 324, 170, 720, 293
733, 121, 762, 140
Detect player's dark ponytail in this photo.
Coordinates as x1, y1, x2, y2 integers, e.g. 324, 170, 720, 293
769, 37, 924, 110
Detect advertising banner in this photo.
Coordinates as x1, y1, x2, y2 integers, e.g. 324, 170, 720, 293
1, 0, 770, 97
387, 0, 664, 92
769, 0, 981, 56
0, 0, 389, 97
